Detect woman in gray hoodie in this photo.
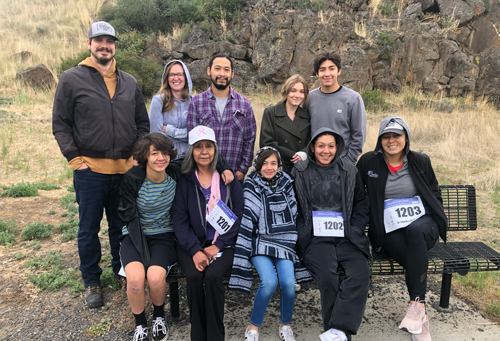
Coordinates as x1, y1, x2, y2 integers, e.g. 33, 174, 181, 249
149, 60, 193, 159
291, 128, 370, 341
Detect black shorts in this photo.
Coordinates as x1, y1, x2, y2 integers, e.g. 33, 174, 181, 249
120, 232, 177, 271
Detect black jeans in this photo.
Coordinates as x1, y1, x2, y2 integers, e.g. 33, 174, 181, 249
302, 237, 370, 336
176, 244, 234, 341
382, 214, 439, 301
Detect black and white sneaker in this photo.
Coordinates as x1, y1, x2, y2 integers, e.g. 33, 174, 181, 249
152, 316, 169, 341
133, 324, 149, 341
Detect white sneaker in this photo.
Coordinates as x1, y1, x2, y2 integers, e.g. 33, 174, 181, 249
319, 328, 347, 341
279, 325, 296, 341
245, 326, 259, 341
399, 297, 426, 334
412, 315, 432, 341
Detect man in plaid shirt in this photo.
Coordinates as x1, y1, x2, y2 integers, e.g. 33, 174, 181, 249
187, 53, 256, 182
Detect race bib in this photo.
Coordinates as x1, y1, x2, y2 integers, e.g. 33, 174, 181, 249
313, 211, 344, 237
384, 196, 426, 233
206, 200, 237, 235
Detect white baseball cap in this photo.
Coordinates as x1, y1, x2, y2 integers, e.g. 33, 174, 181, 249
188, 126, 217, 145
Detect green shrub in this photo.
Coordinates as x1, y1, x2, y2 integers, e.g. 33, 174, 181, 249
56, 217, 79, 242
115, 50, 162, 98
483, 0, 491, 13
379, 4, 393, 16
0, 219, 18, 246
202, 0, 246, 21
35, 183, 60, 191
361, 88, 390, 112
292, 0, 327, 11
404, 95, 419, 109
58, 51, 91, 75
116, 31, 147, 55
378, 32, 396, 46
60, 193, 76, 209
1, 182, 38, 197
101, 267, 121, 291
21, 223, 53, 241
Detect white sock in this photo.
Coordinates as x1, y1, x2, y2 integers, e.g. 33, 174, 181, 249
329, 328, 348, 341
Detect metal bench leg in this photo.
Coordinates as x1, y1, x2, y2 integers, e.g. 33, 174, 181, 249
433, 273, 454, 313
169, 281, 180, 319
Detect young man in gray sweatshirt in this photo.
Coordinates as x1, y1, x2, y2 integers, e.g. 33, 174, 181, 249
308, 51, 366, 164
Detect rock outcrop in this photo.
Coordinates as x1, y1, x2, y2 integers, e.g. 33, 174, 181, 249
145, 0, 500, 101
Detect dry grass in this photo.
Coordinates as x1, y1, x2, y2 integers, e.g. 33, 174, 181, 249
0, 0, 105, 81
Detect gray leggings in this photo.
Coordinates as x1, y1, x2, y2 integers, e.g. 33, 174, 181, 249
382, 214, 439, 301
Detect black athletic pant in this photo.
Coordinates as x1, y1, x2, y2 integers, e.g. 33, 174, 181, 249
302, 237, 370, 336
176, 244, 234, 341
382, 214, 439, 301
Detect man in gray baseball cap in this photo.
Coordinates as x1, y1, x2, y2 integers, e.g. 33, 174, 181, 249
53, 21, 149, 309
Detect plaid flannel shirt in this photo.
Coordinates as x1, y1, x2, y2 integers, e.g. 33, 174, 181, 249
187, 87, 256, 174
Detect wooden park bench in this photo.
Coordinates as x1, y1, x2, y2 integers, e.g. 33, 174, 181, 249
166, 184, 500, 318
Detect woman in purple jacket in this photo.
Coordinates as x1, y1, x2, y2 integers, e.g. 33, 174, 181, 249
173, 125, 244, 341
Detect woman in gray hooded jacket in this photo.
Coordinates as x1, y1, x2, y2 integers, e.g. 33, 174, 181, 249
291, 128, 370, 341
149, 60, 193, 159
357, 116, 447, 341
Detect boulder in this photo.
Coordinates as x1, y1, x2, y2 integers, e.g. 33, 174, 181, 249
417, 0, 436, 11
467, 16, 500, 54
13, 51, 33, 61
475, 47, 500, 103
403, 3, 423, 19
339, 45, 373, 92
16, 64, 55, 89
436, 0, 476, 26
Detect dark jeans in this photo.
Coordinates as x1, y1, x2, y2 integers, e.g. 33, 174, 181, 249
383, 214, 439, 301
177, 244, 234, 341
73, 168, 124, 287
302, 237, 370, 336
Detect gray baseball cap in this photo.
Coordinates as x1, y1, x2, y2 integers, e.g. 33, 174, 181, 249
88, 21, 119, 41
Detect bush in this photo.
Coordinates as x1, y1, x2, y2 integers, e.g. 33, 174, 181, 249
379, 4, 393, 16
404, 95, 419, 109
202, 0, 246, 21
56, 217, 79, 242
60, 193, 76, 210
361, 88, 390, 112
1, 182, 38, 197
58, 51, 91, 75
116, 31, 147, 55
115, 50, 162, 98
21, 223, 53, 241
378, 32, 395, 46
0, 219, 18, 246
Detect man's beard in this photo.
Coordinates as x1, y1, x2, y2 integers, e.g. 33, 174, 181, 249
211, 75, 231, 90
91, 48, 115, 66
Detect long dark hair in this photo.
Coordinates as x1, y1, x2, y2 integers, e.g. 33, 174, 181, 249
158, 61, 189, 114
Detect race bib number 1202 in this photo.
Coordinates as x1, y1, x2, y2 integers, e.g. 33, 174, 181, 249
313, 211, 344, 237
384, 196, 425, 233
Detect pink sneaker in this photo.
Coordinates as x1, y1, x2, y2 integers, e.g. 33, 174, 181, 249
412, 315, 432, 341
399, 297, 426, 334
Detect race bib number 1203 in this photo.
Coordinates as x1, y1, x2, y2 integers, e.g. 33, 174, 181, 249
384, 196, 425, 233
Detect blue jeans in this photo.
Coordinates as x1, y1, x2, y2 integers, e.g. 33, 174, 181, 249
73, 168, 124, 286
250, 256, 295, 327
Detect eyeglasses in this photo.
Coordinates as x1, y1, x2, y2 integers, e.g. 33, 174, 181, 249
168, 73, 185, 78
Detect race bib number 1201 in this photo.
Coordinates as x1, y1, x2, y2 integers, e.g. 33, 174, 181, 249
384, 196, 425, 233
313, 211, 344, 237
206, 200, 237, 235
